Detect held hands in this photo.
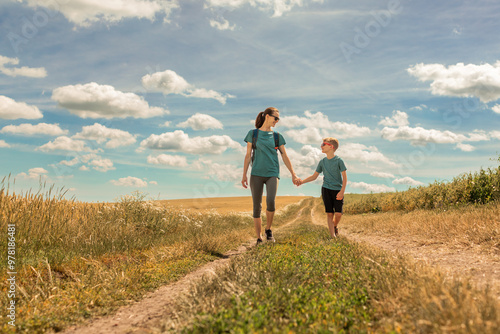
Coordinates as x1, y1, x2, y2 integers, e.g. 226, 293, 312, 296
292, 175, 303, 186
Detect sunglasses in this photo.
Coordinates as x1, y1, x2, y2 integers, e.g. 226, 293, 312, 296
321, 142, 333, 147
269, 114, 280, 121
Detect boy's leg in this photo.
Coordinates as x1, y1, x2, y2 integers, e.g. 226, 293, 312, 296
334, 213, 342, 236
327, 212, 335, 238
333, 190, 344, 236
322, 187, 336, 238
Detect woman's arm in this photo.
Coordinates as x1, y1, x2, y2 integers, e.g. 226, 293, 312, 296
241, 142, 253, 188
279, 145, 300, 185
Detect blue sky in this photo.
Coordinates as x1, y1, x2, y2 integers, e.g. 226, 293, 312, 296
1, 0, 499, 202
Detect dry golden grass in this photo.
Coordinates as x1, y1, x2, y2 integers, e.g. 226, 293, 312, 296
329, 199, 500, 255
158, 196, 310, 214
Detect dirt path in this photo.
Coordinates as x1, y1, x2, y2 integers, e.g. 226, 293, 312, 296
63, 202, 499, 333
63, 209, 304, 334
310, 206, 500, 300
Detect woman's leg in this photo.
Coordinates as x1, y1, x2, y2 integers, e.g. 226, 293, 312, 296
250, 175, 265, 239
264, 177, 279, 230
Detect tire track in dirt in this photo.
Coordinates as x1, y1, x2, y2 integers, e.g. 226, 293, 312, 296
63, 207, 307, 334
309, 201, 500, 300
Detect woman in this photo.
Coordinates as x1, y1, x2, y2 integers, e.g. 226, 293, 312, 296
241, 107, 300, 245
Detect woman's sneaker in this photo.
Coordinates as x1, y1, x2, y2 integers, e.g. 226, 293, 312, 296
265, 229, 275, 242
334, 226, 339, 237
256, 238, 263, 246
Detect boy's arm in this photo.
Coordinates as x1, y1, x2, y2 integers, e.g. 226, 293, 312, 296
337, 170, 347, 200
301, 171, 320, 184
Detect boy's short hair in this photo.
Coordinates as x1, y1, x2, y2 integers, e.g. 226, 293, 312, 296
323, 137, 339, 150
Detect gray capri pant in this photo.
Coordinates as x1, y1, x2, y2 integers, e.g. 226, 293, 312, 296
250, 175, 279, 218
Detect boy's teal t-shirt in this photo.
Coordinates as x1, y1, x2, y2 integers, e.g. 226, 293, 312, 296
316, 156, 347, 190
244, 129, 286, 178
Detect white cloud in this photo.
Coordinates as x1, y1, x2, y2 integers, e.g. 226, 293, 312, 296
193, 158, 242, 182
281, 111, 370, 142
79, 165, 90, 171
283, 145, 324, 178
52, 82, 168, 119
88, 158, 115, 172
381, 126, 467, 146
205, 0, 324, 17
149, 181, 158, 185
348, 181, 395, 193
455, 143, 475, 152
337, 143, 399, 167
17, 167, 48, 180
492, 105, 500, 114
177, 113, 224, 131
0, 140, 11, 148
410, 104, 428, 111
0, 95, 43, 120
141, 70, 234, 104
140, 130, 243, 154
490, 131, 500, 140
392, 177, 424, 186
73, 123, 137, 148
209, 17, 236, 31
407, 62, 500, 103
381, 126, 490, 148
147, 154, 188, 167
285, 127, 323, 144
59, 157, 79, 166
467, 130, 489, 142
0, 123, 68, 136
110, 176, 148, 187
38, 136, 97, 152
370, 171, 395, 178
17, 0, 179, 27
0, 55, 47, 78
378, 110, 409, 127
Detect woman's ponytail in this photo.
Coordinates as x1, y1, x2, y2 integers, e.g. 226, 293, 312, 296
255, 107, 279, 129
255, 111, 265, 129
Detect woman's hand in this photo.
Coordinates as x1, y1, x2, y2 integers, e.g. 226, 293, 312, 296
241, 175, 248, 189
292, 175, 301, 186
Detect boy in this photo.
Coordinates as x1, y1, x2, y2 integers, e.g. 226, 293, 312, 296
299, 137, 347, 238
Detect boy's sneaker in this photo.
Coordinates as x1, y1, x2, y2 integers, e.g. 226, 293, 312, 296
256, 238, 263, 246
265, 229, 275, 243
334, 226, 339, 237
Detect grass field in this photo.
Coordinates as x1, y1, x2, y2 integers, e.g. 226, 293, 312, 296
158, 196, 311, 214
166, 200, 500, 333
1, 177, 499, 333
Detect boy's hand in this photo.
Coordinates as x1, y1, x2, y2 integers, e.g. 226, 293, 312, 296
336, 192, 344, 200
292, 175, 302, 186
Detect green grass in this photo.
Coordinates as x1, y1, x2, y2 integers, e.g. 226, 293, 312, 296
344, 160, 500, 214
167, 221, 499, 333
0, 184, 303, 333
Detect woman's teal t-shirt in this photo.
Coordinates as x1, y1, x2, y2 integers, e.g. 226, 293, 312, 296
244, 129, 286, 178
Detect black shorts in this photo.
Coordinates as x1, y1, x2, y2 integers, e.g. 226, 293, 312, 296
321, 187, 344, 214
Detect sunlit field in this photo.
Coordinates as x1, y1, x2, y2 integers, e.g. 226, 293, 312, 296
1, 160, 499, 333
